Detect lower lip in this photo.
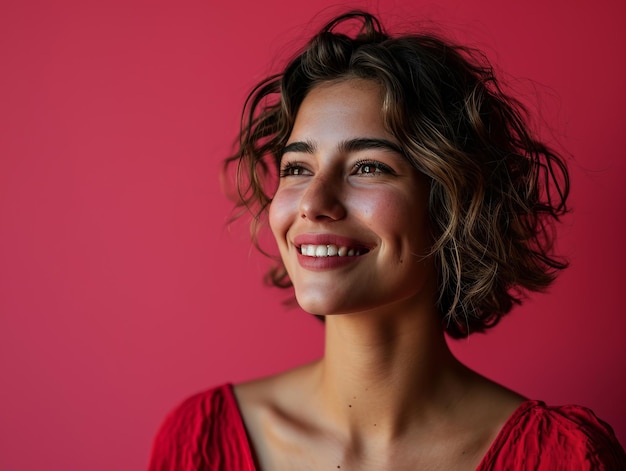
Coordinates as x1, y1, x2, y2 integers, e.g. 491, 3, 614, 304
296, 251, 364, 270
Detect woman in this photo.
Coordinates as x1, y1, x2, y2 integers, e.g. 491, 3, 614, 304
149, 11, 625, 470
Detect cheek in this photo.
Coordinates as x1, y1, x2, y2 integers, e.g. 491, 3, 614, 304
268, 188, 297, 242
351, 188, 413, 228
268, 204, 282, 243
352, 188, 430, 252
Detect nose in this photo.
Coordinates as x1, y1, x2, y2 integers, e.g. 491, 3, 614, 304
298, 173, 347, 221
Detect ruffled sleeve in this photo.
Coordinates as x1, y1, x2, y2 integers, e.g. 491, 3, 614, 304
147, 384, 255, 471
479, 401, 626, 470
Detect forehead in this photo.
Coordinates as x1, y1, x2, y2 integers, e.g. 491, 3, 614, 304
288, 79, 396, 144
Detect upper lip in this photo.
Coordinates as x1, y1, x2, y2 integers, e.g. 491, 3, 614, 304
292, 233, 373, 251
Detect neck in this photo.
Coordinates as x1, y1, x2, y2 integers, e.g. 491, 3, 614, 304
313, 299, 469, 441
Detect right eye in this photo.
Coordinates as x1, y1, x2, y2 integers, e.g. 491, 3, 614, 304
279, 161, 310, 177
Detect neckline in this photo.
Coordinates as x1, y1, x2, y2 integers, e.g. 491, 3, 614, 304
225, 383, 258, 471
226, 383, 541, 471
475, 399, 543, 470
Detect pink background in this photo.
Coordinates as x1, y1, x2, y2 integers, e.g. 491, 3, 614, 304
1, 0, 624, 469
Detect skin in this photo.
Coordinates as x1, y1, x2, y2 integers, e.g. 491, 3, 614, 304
234, 79, 525, 470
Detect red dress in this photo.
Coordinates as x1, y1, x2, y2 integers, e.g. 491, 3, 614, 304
148, 384, 626, 470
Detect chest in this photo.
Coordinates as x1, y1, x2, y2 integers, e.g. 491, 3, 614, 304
248, 420, 491, 471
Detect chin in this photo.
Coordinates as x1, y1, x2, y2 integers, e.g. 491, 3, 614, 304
294, 292, 347, 316
294, 292, 380, 317
295, 296, 332, 316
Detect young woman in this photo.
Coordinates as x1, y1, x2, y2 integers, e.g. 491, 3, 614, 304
149, 11, 625, 470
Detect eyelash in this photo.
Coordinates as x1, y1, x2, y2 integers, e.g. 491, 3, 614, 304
278, 159, 394, 178
279, 161, 307, 178
354, 159, 393, 175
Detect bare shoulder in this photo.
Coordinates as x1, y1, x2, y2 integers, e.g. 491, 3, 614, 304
233, 360, 320, 413
455, 367, 525, 432
462, 368, 527, 423
444, 368, 527, 467
232, 360, 324, 438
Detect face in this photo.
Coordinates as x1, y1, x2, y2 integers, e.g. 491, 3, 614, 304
269, 79, 436, 316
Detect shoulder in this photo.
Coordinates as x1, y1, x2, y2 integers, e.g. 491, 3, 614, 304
481, 401, 626, 470
147, 384, 252, 471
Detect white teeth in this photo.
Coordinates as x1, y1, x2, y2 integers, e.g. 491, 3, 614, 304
299, 244, 365, 257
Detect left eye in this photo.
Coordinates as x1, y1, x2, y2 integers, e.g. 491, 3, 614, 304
355, 161, 392, 175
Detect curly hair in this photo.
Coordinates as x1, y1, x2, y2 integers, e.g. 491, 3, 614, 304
223, 10, 569, 338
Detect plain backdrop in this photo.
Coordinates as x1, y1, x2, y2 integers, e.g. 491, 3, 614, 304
1, 0, 624, 469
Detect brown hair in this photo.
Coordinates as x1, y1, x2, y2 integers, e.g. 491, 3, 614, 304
224, 10, 569, 338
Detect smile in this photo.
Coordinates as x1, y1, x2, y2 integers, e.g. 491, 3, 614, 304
298, 244, 368, 257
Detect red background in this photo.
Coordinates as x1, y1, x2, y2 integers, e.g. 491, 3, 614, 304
1, 0, 624, 469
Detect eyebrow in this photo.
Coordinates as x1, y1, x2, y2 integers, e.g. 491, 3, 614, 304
281, 140, 316, 155
281, 138, 404, 158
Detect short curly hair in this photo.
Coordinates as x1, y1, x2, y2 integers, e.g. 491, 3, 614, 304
224, 10, 569, 338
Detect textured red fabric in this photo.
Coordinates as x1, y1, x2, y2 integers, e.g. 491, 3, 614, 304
148, 384, 626, 470
477, 400, 626, 470
148, 384, 255, 471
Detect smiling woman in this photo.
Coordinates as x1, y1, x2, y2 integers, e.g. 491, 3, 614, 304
148, 10, 626, 471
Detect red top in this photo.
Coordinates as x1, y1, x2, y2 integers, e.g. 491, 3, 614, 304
148, 384, 626, 470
